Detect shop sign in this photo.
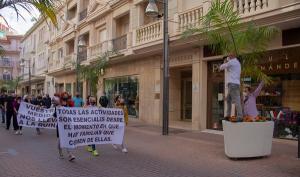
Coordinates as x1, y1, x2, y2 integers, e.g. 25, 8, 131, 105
259, 47, 300, 74
210, 46, 300, 74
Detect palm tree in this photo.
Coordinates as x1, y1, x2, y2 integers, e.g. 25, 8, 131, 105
183, 0, 278, 84
0, 0, 57, 27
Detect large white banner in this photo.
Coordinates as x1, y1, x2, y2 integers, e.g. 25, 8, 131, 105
17, 102, 56, 129
57, 106, 125, 148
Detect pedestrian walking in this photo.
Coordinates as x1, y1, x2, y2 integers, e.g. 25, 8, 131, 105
33, 95, 45, 135
5, 93, 16, 130
72, 92, 84, 107
43, 94, 52, 109
56, 92, 76, 161
86, 96, 99, 156
0, 93, 6, 124
219, 54, 243, 122
112, 95, 128, 153
13, 96, 22, 135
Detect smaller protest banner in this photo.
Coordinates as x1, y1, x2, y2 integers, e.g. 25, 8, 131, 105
17, 102, 56, 129
57, 107, 125, 148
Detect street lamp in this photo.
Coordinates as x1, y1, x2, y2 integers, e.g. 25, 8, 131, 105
76, 36, 86, 94
20, 58, 31, 95
146, 0, 169, 135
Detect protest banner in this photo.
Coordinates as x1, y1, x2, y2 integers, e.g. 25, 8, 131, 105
57, 106, 125, 148
17, 102, 56, 129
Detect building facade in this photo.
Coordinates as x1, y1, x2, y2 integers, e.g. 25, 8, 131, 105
0, 19, 22, 92
20, 0, 300, 138
19, 19, 50, 96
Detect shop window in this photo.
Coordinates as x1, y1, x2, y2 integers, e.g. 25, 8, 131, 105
282, 27, 300, 46
104, 76, 139, 118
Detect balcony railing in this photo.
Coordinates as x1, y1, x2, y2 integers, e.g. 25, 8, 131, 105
136, 20, 163, 45
112, 35, 127, 51
88, 41, 108, 59
0, 60, 13, 67
177, 6, 203, 32
78, 49, 88, 62
232, 0, 271, 16
79, 8, 87, 21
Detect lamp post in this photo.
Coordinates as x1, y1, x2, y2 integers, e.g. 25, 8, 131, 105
20, 59, 31, 95
76, 37, 86, 94
146, 0, 169, 135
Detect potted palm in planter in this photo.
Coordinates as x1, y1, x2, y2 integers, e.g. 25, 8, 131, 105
184, 0, 278, 158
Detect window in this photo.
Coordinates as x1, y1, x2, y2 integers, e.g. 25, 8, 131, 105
67, 6, 77, 20
2, 71, 12, 80
58, 48, 64, 59
104, 76, 139, 118
98, 29, 107, 44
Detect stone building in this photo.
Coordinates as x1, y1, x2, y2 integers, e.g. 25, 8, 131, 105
19, 0, 300, 136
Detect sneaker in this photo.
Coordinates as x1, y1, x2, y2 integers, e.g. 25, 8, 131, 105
15, 130, 19, 135
112, 144, 118, 150
68, 154, 75, 162
92, 150, 99, 156
122, 148, 128, 153
59, 153, 64, 159
19, 130, 22, 135
86, 146, 93, 152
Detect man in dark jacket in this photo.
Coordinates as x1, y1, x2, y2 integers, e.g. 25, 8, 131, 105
5, 93, 16, 130
43, 94, 52, 109
0, 93, 6, 123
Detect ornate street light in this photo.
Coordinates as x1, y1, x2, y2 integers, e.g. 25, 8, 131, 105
146, 0, 169, 135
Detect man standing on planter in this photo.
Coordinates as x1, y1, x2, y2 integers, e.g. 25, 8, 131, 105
219, 54, 243, 122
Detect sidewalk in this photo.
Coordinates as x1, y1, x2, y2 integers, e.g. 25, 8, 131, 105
0, 121, 299, 177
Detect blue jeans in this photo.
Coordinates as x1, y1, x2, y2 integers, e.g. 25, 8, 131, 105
226, 83, 243, 120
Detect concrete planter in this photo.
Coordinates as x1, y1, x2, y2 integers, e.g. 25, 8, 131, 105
222, 120, 274, 158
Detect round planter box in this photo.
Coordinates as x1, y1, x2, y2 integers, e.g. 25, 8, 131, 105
222, 120, 274, 158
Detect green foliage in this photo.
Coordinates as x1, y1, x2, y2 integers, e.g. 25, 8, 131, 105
183, 0, 278, 85
0, 76, 21, 92
77, 51, 115, 96
0, 0, 57, 27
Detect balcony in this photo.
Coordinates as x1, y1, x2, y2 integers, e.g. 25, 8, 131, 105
135, 20, 163, 45
112, 35, 127, 51
177, 6, 203, 33
79, 8, 87, 21
88, 41, 109, 59
78, 49, 87, 62
232, 0, 279, 16
0, 60, 13, 67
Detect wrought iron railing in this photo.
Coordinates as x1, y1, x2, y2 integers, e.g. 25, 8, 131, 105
112, 35, 127, 51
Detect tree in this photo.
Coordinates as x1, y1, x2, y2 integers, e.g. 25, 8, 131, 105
0, 0, 57, 27
183, 0, 278, 84
76, 51, 116, 96
0, 76, 21, 93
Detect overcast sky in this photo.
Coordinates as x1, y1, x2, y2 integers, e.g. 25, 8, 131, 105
1, 6, 40, 35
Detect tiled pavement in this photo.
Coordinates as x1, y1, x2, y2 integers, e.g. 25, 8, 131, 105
0, 122, 299, 177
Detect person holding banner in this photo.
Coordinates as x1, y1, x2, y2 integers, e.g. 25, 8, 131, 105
86, 96, 100, 156
32, 95, 45, 135
112, 95, 128, 153
56, 92, 76, 161
13, 97, 22, 135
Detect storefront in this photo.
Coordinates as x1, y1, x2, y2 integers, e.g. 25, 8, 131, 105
207, 46, 300, 139
104, 75, 139, 118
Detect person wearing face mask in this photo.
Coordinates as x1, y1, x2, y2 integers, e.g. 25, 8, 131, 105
243, 81, 264, 120
57, 92, 76, 161
85, 96, 99, 156
72, 92, 84, 107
